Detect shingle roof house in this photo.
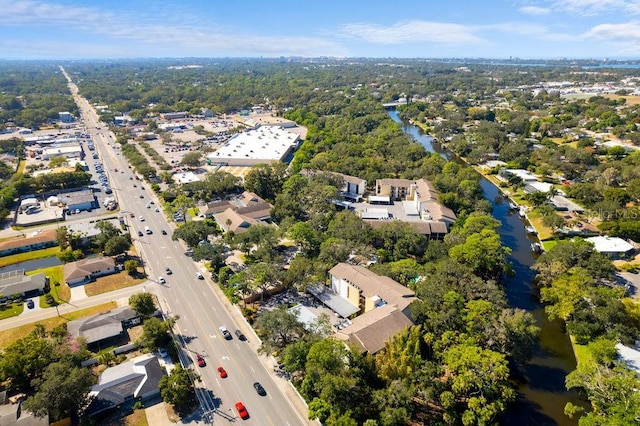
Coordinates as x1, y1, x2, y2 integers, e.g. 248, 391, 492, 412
84, 354, 164, 417
63, 256, 116, 286
67, 306, 138, 345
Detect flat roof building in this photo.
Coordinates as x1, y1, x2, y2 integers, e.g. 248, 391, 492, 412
42, 143, 83, 160
208, 126, 299, 167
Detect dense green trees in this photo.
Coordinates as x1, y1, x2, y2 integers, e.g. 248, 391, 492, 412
158, 366, 199, 414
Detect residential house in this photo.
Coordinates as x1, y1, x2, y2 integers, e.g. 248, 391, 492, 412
67, 306, 139, 346
64, 256, 116, 286
586, 236, 636, 259
0, 271, 48, 299
84, 354, 164, 417
0, 230, 57, 257
0, 391, 48, 426
212, 191, 273, 234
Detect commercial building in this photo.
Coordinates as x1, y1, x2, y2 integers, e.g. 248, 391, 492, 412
59, 111, 73, 123
207, 126, 299, 166
59, 189, 96, 212
41, 143, 83, 160
159, 111, 188, 120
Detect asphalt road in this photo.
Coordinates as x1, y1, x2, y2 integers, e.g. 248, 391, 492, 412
62, 68, 309, 426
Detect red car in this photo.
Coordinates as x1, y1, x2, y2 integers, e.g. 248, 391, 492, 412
217, 366, 227, 378
196, 354, 206, 367
235, 402, 249, 419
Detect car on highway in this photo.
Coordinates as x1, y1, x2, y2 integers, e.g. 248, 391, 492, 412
234, 330, 246, 341
165, 267, 172, 275
219, 326, 232, 340
158, 276, 166, 284
217, 366, 227, 378
196, 272, 204, 280
196, 354, 206, 367
139, 216, 145, 221
235, 402, 249, 419
155, 207, 160, 212
253, 382, 266, 396
139, 194, 144, 198
137, 230, 143, 237
161, 229, 167, 235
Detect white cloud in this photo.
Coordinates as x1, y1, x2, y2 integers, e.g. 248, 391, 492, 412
519, 6, 550, 15
0, 0, 347, 57
584, 21, 640, 40
340, 20, 483, 45
552, 0, 640, 16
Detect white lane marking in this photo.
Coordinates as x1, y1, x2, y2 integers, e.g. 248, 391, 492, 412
209, 334, 215, 339
222, 356, 230, 360
250, 366, 255, 373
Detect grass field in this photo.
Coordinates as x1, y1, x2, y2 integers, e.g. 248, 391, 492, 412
0, 246, 61, 268
0, 301, 117, 347
0, 302, 24, 320
604, 93, 640, 105
84, 271, 146, 297
26, 265, 69, 307
124, 409, 149, 426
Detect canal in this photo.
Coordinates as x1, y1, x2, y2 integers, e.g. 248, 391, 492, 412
389, 110, 585, 425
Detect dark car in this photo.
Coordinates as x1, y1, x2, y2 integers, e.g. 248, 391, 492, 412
161, 229, 167, 235
26, 299, 35, 309
165, 267, 172, 275
253, 382, 266, 396
137, 230, 143, 237
234, 329, 246, 341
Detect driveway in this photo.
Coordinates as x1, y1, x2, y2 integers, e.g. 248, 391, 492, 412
70, 285, 88, 302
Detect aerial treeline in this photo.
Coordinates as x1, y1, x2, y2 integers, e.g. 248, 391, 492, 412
532, 239, 640, 424
0, 62, 78, 129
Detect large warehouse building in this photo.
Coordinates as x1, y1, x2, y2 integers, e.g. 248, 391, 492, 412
207, 126, 299, 167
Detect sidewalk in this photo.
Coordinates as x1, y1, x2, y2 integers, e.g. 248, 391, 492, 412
0, 282, 148, 332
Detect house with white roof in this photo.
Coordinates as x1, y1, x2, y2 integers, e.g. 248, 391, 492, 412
585, 236, 636, 259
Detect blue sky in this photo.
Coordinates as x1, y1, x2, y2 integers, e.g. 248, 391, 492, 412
3, 0, 640, 59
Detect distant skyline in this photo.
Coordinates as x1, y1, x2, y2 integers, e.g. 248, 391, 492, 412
3, 0, 640, 60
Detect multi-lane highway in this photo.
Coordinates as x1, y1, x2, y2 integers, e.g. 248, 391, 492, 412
62, 67, 309, 425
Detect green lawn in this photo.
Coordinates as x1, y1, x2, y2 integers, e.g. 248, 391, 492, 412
188, 207, 200, 218
571, 337, 594, 368
25, 265, 69, 307
0, 302, 24, 320
0, 246, 61, 268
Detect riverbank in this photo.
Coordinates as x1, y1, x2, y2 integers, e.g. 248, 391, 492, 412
390, 109, 583, 425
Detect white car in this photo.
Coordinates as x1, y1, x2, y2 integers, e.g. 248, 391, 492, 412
196, 272, 204, 280
139, 216, 145, 221
158, 276, 166, 284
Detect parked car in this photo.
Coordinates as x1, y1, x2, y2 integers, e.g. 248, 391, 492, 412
26, 299, 34, 309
